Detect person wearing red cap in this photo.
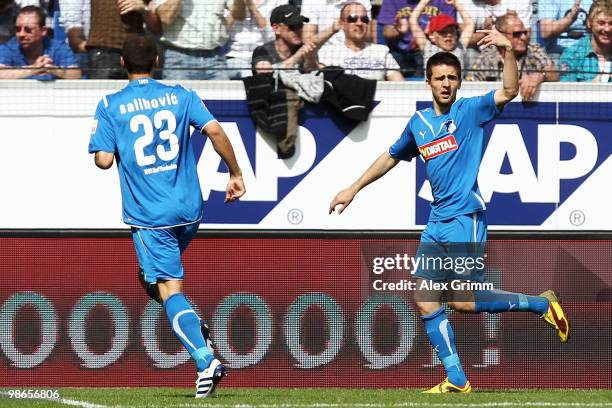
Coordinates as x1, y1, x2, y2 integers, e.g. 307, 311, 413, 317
409, 0, 474, 72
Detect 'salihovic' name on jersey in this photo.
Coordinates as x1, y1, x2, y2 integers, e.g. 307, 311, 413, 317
419, 135, 458, 160
119, 93, 179, 115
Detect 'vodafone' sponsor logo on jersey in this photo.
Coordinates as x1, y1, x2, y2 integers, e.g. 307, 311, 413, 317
419, 135, 458, 160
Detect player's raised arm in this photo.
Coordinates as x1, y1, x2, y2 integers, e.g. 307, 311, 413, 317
329, 152, 399, 214
478, 29, 519, 108
202, 121, 246, 202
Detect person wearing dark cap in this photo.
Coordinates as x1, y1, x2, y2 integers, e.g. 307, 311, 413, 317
409, 0, 474, 72
251, 4, 316, 73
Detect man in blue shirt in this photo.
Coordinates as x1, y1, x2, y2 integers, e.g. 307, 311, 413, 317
561, 1, 612, 82
539, 0, 593, 57
330, 32, 569, 392
0, 5, 80, 79
89, 35, 245, 398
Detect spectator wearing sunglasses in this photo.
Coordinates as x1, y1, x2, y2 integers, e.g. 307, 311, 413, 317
0, 5, 80, 79
302, 0, 373, 54
409, 0, 474, 72
560, 0, 612, 82
467, 12, 559, 100
318, 2, 404, 81
455, 0, 531, 70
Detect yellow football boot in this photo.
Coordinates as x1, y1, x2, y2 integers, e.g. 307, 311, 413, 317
540, 290, 570, 343
422, 378, 472, 393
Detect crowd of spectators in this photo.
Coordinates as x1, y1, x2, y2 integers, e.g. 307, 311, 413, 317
0, 0, 609, 83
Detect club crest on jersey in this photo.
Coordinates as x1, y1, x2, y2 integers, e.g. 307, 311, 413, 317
419, 135, 458, 160
443, 120, 456, 133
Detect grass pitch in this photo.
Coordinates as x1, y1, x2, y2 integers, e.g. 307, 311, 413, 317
1, 388, 611, 408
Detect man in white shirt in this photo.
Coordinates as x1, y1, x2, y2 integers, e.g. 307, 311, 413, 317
154, 0, 231, 80
301, 0, 373, 53
225, 0, 285, 79
318, 2, 403, 81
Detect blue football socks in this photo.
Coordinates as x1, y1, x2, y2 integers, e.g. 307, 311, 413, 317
474, 289, 549, 315
422, 307, 467, 387
164, 293, 213, 372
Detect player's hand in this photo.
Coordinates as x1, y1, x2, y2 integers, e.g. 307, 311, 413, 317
117, 0, 146, 14
477, 28, 512, 51
519, 73, 541, 101
329, 187, 357, 215
225, 175, 245, 202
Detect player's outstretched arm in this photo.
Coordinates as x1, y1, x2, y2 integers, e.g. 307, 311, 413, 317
203, 121, 246, 202
94, 151, 114, 169
329, 152, 399, 214
478, 29, 519, 108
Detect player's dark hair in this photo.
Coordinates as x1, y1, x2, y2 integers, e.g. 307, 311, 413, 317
426, 52, 462, 80
121, 35, 158, 74
17, 5, 46, 27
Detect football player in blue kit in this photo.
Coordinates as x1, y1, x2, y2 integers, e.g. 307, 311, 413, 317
329, 29, 569, 392
88, 35, 245, 398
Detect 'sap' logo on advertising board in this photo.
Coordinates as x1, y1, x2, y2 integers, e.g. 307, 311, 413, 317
190, 101, 362, 224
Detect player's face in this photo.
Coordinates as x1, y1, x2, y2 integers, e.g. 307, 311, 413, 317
14, 12, 46, 49
430, 26, 458, 51
341, 4, 369, 43
502, 17, 529, 55
427, 64, 461, 107
589, 13, 612, 47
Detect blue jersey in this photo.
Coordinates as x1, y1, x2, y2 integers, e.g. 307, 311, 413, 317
88, 78, 215, 228
389, 90, 500, 221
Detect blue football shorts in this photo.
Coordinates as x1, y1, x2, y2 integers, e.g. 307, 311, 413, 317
413, 211, 487, 283
132, 222, 199, 285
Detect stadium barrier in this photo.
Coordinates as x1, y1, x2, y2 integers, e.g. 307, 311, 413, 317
0, 231, 610, 389
0, 80, 610, 230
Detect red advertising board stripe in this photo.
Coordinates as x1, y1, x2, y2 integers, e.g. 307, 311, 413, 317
0, 237, 610, 388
